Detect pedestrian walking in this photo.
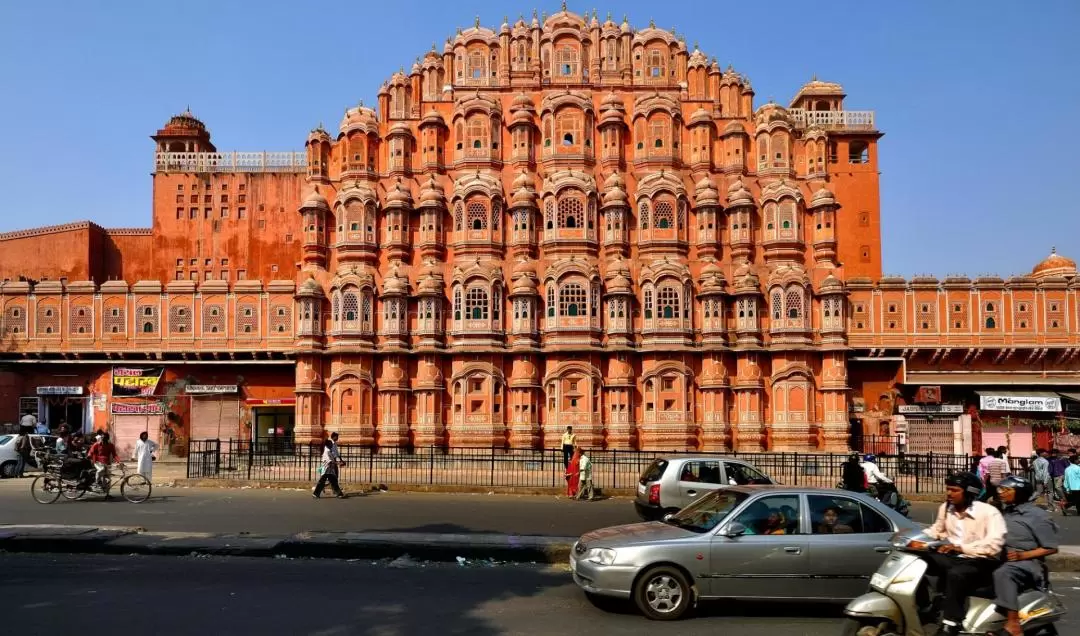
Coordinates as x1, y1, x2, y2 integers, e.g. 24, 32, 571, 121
13, 428, 32, 478
133, 431, 159, 481
1049, 449, 1067, 506
981, 449, 1008, 504
565, 447, 582, 498
577, 448, 594, 501
1032, 449, 1053, 509
313, 433, 345, 499
1064, 455, 1080, 515
561, 426, 576, 468
19, 410, 38, 432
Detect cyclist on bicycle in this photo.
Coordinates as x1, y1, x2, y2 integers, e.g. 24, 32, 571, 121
87, 433, 118, 489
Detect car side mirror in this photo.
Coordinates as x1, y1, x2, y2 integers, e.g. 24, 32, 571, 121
723, 522, 747, 538
663, 513, 674, 522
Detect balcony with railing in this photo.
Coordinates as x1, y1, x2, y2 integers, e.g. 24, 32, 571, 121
154, 152, 307, 174
788, 109, 876, 131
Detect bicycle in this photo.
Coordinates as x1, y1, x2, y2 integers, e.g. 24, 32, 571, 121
31, 460, 151, 504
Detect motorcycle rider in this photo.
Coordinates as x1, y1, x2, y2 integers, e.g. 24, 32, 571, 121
919, 471, 1007, 635
994, 475, 1060, 636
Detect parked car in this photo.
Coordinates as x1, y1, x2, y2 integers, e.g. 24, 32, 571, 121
634, 456, 774, 520
0, 434, 57, 478
571, 485, 917, 620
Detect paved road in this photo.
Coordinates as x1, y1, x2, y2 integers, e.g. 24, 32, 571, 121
4, 479, 1080, 543
10, 553, 1077, 636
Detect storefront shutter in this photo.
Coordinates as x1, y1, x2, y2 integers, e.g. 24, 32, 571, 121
189, 397, 241, 442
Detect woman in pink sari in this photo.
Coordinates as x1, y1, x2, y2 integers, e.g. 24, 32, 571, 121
566, 447, 582, 497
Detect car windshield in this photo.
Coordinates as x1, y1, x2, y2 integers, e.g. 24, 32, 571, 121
0, 435, 11, 445
639, 459, 668, 485
666, 490, 748, 533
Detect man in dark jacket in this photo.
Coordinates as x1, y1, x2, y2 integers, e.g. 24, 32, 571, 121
842, 453, 865, 492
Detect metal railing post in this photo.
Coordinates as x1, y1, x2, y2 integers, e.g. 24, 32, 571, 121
490, 446, 496, 487
429, 446, 435, 484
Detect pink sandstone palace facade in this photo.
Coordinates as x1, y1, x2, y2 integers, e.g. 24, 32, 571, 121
2, 7, 1079, 458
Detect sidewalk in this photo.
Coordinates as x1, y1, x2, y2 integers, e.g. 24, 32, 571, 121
2, 523, 1080, 571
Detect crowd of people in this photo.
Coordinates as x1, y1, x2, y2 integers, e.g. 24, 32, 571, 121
10, 419, 158, 490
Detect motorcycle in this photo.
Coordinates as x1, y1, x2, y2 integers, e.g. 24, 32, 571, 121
842, 529, 1065, 635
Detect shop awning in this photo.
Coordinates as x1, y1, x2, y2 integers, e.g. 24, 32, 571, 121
905, 373, 1080, 386
1058, 392, 1080, 402
976, 390, 1062, 412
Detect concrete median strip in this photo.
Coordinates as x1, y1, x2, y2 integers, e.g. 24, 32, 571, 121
1, 523, 1079, 572
0, 524, 576, 563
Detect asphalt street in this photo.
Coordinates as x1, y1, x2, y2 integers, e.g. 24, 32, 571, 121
10, 553, 1076, 636
4, 479, 1080, 543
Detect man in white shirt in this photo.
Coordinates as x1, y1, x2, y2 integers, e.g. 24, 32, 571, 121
919, 471, 1007, 635
577, 448, 594, 500
860, 454, 892, 485
19, 411, 38, 432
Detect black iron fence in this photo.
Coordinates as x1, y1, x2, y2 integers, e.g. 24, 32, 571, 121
187, 439, 973, 494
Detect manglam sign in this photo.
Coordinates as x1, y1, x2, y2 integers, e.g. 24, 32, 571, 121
979, 395, 1061, 413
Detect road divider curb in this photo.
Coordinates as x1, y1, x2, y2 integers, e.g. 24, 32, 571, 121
2, 523, 1080, 571
0, 524, 576, 563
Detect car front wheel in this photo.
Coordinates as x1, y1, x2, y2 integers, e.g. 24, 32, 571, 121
633, 565, 692, 621
0, 461, 16, 478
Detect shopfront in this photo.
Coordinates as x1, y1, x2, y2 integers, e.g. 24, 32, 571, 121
248, 397, 295, 453
975, 390, 1061, 459
894, 403, 969, 455
187, 385, 242, 442
110, 401, 164, 459
32, 385, 90, 433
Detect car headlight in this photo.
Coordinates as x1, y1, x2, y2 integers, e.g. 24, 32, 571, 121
584, 548, 616, 565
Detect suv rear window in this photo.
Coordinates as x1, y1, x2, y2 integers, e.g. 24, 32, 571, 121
639, 459, 668, 485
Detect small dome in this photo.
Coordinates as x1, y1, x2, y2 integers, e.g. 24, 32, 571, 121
1032, 248, 1078, 279
300, 186, 329, 211
161, 109, 207, 133
601, 91, 623, 110
385, 180, 413, 207
298, 277, 324, 297
701, 260, 722, 276
418, 359, 443, 383
607, 272, 632, 293
512, 257, 535, 276
418, 174, 446, 207
819, 273, 844, 293
694, 176, 719, 207
512, 171, 532, 191
608, 357, 633, 380
382, 263, 409, 295
721, 120, 746, 136
689, 107, 712, 126
512, 92, 534, 109
688, 47, 708, 68
389, 121, 413, 136
602, 172, 628, 207
420, 109, 446, 128
810, 186, 837, 208
512, 357, 538, 380
726, 178, 754, 207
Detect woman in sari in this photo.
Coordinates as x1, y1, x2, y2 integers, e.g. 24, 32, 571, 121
566, 447, 582, 497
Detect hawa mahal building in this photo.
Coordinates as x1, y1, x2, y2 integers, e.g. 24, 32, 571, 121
1, 7, 1078, 458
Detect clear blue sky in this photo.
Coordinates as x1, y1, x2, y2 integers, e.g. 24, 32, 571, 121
1, 0, 1077, 278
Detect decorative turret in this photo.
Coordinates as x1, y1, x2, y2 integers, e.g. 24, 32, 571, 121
725, 178, 755, 263
693, 175, 721, 260
299, 186, 330, 271
809, 185, 839, 267
509, 171, 537, 256
601, 171, 629, 257
697, 259, 727, 345
152, 109, 215, 154
417, 174, 447, 259
382, 178, 413, 261
306, 125, 332, 181
508, 256, 539, 348
1032, 248, 1077, 281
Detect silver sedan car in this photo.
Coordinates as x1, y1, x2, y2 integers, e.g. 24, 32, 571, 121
570, 485, 917, 621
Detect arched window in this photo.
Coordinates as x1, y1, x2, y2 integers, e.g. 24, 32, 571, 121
467, 200, 488, 230
658, 285, 681, 319
557, 196, 584, 229
644, 289, 654, 320
986, 316, 996, 329
142, 322, 153, 333
467, 115, 488, 150
986, 302, 995, 312
849, 141, 869, 164
650, 116, 668, 150
454, 202, 464, 231
785, 288, 803, 319
342, 291, 359, 322
555, 110, 579, 147
453, 288, 462, 320
647, 48, 665, 77
545, 199, 555, 230
332, 294, 341, 322
559, 282, 587, 317
547, 286, 555, 317
653, 200, 674, 229
556, 44, 579, 76
468, 49, 486, 79
772, 290, 783, 320
638, 200, 650, 230
466, 287, 489, 320
779, 200, 796, 231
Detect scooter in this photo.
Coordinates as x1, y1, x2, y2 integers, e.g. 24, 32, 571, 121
842, 530, 1065, 635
